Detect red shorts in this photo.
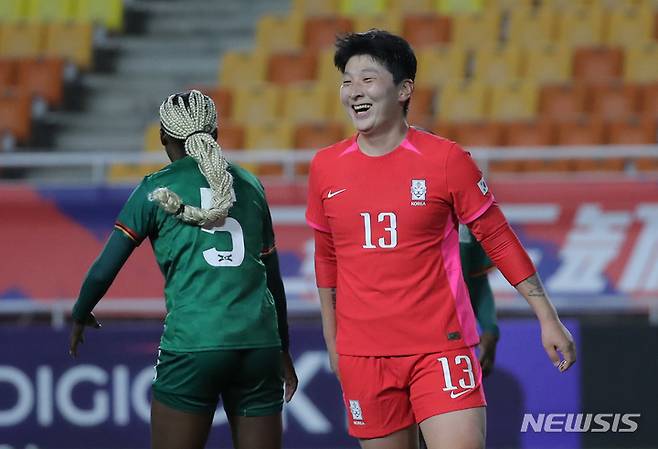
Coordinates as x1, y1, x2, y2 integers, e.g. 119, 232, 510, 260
338, 346, 486, 439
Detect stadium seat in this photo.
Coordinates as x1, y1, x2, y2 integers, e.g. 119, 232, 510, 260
0, 0, 26, 23
589, 84, 639, 122
0, 59, 16, 88
304, 16, 354, 51
338, 0, 386, 16
0, 89, 31, 143
503, 121, 554, 146
506, 6, 556, 47
402, 15, 452, 48
435, 0, 485, 14
25, 0, 76, 24
291, 0, 338, 16
201, 86, 232, 121
607, 117, 657, 144
438, 121, 503, 147
218, 121, 245, 150
43, 23, 93, 69
415, 45, 467, 87
245, 122, 294, 176
573, 47, 624, 86
437, 81, 488, 122
267, 51, 317, 85
389, 0, 434, 15
556, 4, 605, 47
219, 50, 267, 87
522, 43, 572, 84
294, 122, 347, 149
555, 118, 605, 145
281, 83, 333, 124
624, 43, 658, 83
256, 14, 303, 53
16, 58, 64, 106
407, 86, 436, 130
489, 82, 538, 122
143, 122, 161, 151
232, 84, 281, 125
539, 84, 588, 123
316, 47, 341, 85
75, 0, 124, 32
451, 10, 501, 48
638, 83, 658, 120
605, 1, 654, 47
354, 12, 402, 35
0, 23, 43, 58
472, 45, 522, 85
108, 163, 165, 183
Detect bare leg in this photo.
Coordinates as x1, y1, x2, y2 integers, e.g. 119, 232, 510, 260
150, 398, 214, 449
359, 424, 418, 449
228, 413, 282, 449
419, 407, 486, 449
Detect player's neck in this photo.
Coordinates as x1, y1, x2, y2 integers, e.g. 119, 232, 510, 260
357, 120, 409, 157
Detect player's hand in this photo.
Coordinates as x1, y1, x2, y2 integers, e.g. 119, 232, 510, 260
540, 318, 576, 372
281, 351, 298, 402
69, 312, 101, 358
478, 332, 498, 377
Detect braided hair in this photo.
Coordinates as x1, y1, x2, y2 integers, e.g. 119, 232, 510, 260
148, 89, 234, 226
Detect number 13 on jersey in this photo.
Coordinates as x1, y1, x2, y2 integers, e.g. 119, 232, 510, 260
361, 212, 397, 249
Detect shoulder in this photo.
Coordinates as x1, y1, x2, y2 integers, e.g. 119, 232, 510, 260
408, 127, 457, 160
145, 157, 198, 184
229, 163, 266, 199
310, 136, 355, 170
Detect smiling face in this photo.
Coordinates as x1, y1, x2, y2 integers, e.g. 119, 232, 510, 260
340, 54, 412, 135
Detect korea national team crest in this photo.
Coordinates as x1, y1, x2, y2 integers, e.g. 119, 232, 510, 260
349, 400, 365, 425
411, 179, 427, 206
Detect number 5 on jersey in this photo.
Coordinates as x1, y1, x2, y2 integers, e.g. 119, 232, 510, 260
361, 212, 398, 249
200, 187, 244, 267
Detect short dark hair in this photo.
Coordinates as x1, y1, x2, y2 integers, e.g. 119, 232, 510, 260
334, 29, 417, 113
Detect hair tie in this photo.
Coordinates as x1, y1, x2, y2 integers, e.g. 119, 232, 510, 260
175, 204, 185, 216
185, 124, 214, 140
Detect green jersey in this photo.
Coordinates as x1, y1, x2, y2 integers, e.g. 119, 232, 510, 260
116, 157, 280, 352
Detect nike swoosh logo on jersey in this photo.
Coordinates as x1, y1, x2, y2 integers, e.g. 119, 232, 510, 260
449, 389, 472, 399
327, 189, 347, 198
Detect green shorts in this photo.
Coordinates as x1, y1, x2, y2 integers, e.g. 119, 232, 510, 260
151, 347, 283, 416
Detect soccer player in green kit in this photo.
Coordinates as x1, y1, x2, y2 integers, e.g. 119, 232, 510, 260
68, 90, 298, 449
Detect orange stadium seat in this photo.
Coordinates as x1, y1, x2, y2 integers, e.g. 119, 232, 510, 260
607, 117, 657, 144
407, 86, 436, 130
268, 51, 317, 85
256, 14, 303, 53
451, 10, 501, 48
43, 23, 93, 69
338, 0, 386, 16
589, 84, 639, 122
294, 122, 347, 149
556, 4, 605, 47
624, 43, 658, 83
282, 83, 333, 124
539, 84, 588, 123
573, 47, 623, 86
605, 1, 654, 47
638, 83, 658, 120
503, 121, 554, 146
219, 50, 267, 87
0, 59, 16, 88
218, 122, 245, 150
16, 58, 64, 106
232, 84, 281, 125
402, 15, 452, 48
440, 121, 504, 147
555, 118, 605, 145
200, 86, 232, 121
437, 81, 488, 122
304, 16, 354, 51
489, 82, 538, 122
0, 23, 43, 58
506, 6, 556, 47
523, 43, 572, 84
0, 89, 31, 143
472, 45, 522, 85
291, 0, 338, 17
415, 46, 467, 87
354, 13, 402, 35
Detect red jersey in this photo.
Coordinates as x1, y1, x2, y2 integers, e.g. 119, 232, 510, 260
306, 127, 494, 356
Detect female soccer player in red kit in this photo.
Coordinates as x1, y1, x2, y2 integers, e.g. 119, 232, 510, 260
306, 30, 576, 449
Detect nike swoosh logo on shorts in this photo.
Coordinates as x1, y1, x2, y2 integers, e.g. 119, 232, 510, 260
327, 189, 347, 198
449, 389, 472, 399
